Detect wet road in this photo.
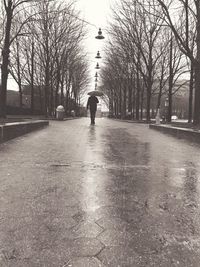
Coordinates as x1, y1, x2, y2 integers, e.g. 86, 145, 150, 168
1, 118, 200, 266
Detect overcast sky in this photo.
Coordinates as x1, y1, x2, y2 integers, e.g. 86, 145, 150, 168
74, 0, 114, 108
76, 0, 114, 89
77, 0, 113, 27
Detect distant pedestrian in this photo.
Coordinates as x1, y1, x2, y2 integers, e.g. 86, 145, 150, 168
87, 95, 99, 125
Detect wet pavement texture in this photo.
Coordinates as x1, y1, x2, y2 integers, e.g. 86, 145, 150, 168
1, 118, 200, 266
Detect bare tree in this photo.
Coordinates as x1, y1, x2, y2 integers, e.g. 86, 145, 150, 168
101, 0, 191, 122
0, 0, 89, 117
155, 0, 199, 124
0, 0, 42, 117
103, 0, 169, 121
9, 36, 27, 109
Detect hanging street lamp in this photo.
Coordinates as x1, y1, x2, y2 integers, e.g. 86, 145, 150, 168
95, 28, 105, 39
95, 63, 100, 69
87, 26, 105, 98
95, 51, 101, 59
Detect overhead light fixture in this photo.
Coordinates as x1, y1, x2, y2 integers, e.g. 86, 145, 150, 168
95, 63, 100, 69
95, 28, 105, 39
95, 51, 101, 59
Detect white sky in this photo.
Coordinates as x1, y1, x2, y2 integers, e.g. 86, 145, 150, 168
75, 0, 114, 108
76, 0, 113, 88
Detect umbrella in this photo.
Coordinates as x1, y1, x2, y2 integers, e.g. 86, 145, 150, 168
87, 90, 104, 96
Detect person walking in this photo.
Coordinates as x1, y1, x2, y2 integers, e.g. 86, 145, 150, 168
87, 95, 99, 125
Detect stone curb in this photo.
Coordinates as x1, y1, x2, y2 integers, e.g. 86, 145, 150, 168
0, 120, 49, 143
149, 124, 200, 143
109, 118, 149, 124
47, 117, 81, 121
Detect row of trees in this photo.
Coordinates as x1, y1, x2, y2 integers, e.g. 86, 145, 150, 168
101, 0, 199, 124
0, 0, 90, 117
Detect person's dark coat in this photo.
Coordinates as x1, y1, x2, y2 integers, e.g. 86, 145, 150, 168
87, 95, 99, 111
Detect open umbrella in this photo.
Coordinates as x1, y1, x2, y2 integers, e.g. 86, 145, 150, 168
87, 90, 104, 96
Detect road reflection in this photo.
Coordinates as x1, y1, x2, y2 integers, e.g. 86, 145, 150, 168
88, 125, 96, 147
81, 124, 107, 213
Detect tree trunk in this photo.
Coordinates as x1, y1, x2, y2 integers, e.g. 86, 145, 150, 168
60, 74, 64, 105
128, 81, 132, 114
140, 82, 144, 120
167, 86, 172, 123
119, 86, 122, 118
109, 96, 114, 116
188, 63, 194, 123
31, 41, 34, 113
136, 69, 140, 120
0, 2, 13, 118
132, 76, 136, 120
193, 61, 200, 124
167, 36, 173, 123
16, 40, 22, 109
193, 6, 200, 125
115, 98, 118, 117
123, 86, 127, 118
44, 44, 51, 116
146, 89, 151, 122
157, 87, 162, 111
66, 89, 69, 115
50, 74, 54, 116
146, 52, 153, 122
55, 64, 60, 109
156, 63, 165, 111
38, 85, 43, 114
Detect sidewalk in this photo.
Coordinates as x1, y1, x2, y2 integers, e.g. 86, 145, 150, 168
110, 118, 200, 144
0, 115, 82, 143
149, 122, 200, 144
1, 118, 200, 266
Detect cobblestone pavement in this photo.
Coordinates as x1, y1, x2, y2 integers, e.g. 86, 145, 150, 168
1, 118, 200, 266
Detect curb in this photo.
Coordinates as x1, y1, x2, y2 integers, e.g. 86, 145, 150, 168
108, 118, 151, 124
46, 117, 81, 121
0, 120, 49, 143
149, 124, 200, 143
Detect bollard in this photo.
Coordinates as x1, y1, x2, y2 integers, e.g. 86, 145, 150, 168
71, 110, 75, 117
56, 105, 65, 120
155, 109, 161, 125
